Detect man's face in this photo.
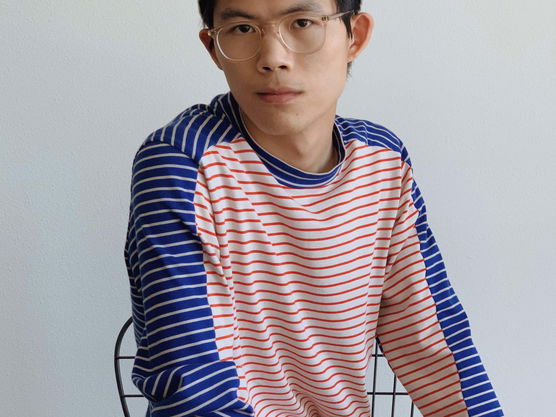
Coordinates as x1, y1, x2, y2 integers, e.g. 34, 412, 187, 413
200, 0, 364, 138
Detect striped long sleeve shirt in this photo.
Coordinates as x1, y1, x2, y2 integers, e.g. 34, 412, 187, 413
124, 91, 504, 417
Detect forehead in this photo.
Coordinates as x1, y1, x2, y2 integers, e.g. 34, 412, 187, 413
213, 0, 337, 23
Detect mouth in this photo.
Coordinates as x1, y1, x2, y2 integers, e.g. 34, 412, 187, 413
256, 88, 302, 104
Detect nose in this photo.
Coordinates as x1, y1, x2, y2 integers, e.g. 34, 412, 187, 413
256, 26, 293, 73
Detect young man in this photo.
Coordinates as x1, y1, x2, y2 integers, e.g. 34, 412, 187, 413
124, 1, 504, 416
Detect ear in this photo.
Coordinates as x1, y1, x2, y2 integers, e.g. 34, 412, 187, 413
347, 12, 374, 63
199, 29, 223, 70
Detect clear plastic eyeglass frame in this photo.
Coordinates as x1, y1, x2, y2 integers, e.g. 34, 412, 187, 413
207, 10, 354, 62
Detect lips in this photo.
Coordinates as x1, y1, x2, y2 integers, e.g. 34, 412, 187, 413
256, 88, 302, 104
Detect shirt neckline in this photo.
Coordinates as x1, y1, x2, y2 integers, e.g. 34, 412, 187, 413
212, 91, 346, 189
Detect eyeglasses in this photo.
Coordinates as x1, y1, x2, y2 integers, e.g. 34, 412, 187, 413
207, 10, 354, 62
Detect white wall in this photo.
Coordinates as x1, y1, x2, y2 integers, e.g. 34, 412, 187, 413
1, 1, 554, 416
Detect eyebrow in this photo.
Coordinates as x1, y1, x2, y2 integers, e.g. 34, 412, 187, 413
218, 1, 326, 22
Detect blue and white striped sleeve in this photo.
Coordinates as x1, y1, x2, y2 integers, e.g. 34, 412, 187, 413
375, 141, 504, 417
124, 141, 254, 417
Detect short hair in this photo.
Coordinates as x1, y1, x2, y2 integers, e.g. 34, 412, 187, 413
198, 0, 362, 37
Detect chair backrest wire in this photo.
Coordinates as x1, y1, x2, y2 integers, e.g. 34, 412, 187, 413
369, 339, 417, 417
114, 317, 143, 417
114, 317, 419, 417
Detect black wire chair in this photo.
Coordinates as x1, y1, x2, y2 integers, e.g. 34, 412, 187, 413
115, 317, 419, 417
369, 339, 419, 417
114, 317, 143, 417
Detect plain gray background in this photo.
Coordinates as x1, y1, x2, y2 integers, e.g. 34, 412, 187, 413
1, 1, 555, 416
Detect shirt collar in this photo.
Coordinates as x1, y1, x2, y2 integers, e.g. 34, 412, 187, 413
210, 91, 346, 188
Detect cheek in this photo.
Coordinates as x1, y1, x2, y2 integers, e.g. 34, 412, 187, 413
221, 66, 241, 89
220, 60, 249, 83
305, 41, 349, 87
305, 57, 347, 100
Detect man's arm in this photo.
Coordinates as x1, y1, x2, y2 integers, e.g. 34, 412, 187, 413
125, 141, 254, 417
375, 153, 504, 417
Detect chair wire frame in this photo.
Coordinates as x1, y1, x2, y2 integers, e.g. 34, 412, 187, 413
114, 316, 141, 417
114, 317, 418, 417
369, 338, 418, 417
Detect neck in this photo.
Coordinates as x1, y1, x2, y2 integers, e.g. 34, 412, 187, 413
240, 111, 338, 174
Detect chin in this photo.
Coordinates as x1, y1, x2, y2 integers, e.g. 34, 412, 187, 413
249, 112, 307, 137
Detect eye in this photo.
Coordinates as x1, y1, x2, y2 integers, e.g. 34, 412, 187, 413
230, 24, 256, 34
292, 18, 314, 29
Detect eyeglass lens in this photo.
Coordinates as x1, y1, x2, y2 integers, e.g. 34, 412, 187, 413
217, 14, 327, 61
